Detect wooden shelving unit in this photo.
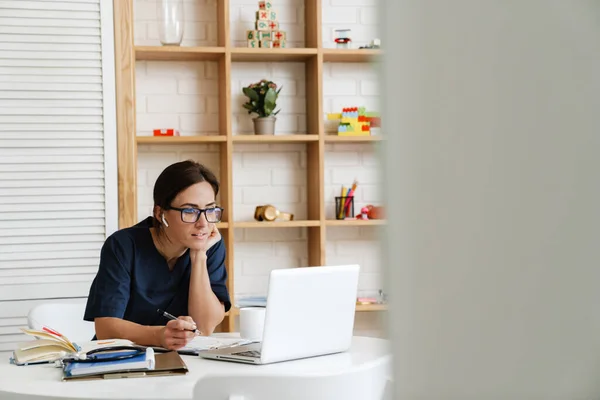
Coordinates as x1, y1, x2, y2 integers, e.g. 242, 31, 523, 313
234, 220, 321, 229
355, 304, 388, 312
232, 134, 319, 143
322, 48, 382, 63
135, 46, 226, 61
136, 136, 227, 144
114, 0, 385, 332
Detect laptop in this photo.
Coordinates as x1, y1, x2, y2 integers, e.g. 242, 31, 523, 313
199, 264, 360, 365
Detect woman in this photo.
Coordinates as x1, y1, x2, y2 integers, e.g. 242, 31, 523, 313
84, 160, 230, 350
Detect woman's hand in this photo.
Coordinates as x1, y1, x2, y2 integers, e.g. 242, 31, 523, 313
158, 316, 197, 350
205, 224, 221, 251
190, 225, 221, 265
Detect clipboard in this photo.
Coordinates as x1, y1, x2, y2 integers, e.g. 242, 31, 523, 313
62, 351, 188, 381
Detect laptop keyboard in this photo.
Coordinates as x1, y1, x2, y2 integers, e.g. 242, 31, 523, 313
231, 350, 261, 358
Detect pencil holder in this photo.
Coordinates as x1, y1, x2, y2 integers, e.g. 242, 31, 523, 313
335, 196, 354, 220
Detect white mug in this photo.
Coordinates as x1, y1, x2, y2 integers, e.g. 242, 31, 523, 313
239, 307, 266, 340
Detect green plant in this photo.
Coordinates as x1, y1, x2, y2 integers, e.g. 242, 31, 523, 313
242, 79, 282, 118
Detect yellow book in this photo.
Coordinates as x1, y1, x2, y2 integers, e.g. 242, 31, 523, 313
11, 327, 132, 366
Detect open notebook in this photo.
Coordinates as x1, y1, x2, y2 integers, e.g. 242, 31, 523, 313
154, 336, 258, 355
11, 326, 132, 366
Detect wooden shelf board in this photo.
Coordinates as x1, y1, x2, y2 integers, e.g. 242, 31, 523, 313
324, 135, 384, 142
231, 48, 318, 62
135, 46, 225, 61
232, 134, 319, 143
356, 303, 388, 312
216, 222, 229, 229
234, 220, 320, 228
136, 136, 227, 144
325, 219, 386, 226
322, 49, 382, 63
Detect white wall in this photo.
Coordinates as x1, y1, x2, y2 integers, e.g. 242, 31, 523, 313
134, 0, 385, 335
383, 0, 600, 397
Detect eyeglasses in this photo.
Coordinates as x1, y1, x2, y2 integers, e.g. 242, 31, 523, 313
167, 206, 223, 223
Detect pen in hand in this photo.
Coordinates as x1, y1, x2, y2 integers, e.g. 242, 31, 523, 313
157, 309, 201, 336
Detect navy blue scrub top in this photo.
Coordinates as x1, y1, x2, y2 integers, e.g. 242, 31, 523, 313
84, 217, 231, 331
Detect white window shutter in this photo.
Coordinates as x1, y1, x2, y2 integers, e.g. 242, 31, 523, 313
0, 0, 117, 350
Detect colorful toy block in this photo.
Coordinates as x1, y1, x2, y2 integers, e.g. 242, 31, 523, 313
249, 0, 286, 49
258, 0, 272, 10
271, 30, 286, 41
256, 20, 269, 30
258, 31, 271, 40
327, 107, 381, 136
256, 10, 270, 21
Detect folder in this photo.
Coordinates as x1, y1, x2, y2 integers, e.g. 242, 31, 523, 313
62, 351, 188, 381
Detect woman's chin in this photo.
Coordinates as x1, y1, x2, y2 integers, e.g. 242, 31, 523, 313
187, 240, 208, 250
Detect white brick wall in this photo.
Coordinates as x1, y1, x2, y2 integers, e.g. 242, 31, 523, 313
134, 0, 384, 334
326, 226, 382, 296
322, 0, 380, 48
136, 61, 221, 136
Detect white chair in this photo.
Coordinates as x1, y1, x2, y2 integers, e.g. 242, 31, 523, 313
193, 356, 391, 400
27, 302, 95, 343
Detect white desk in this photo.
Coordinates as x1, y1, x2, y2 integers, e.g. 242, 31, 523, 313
0, 336, 391, 400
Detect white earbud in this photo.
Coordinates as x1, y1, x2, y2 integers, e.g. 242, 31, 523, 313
161, 214, 169, 227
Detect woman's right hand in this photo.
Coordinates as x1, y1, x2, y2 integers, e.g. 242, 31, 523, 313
158, 316, 197, 350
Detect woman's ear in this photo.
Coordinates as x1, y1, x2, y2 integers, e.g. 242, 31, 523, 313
153, 205, 162, 221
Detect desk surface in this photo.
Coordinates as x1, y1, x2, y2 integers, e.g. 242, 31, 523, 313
0, 335, 391, 400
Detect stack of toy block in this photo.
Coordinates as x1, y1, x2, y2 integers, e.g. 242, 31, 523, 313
246, 1, 287, 48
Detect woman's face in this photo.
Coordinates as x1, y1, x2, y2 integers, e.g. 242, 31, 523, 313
161, 181, 217, 251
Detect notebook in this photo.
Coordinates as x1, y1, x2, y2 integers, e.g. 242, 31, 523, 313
154, 335, 257, 356
63, 347, 155, 379
11, 326, 133, 366
62, 351, 188, 381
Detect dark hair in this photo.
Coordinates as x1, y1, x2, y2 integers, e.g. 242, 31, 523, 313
152, 160, 219, 231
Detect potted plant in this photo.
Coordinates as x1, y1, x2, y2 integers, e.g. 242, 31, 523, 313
242, 79, 282, 135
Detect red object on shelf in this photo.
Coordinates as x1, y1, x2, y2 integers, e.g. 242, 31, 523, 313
335, 38, 351, 44
153, 129, 180, 137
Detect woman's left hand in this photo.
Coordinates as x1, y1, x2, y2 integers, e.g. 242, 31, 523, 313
190, 225, 221, 264
205, 224, 221, 250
